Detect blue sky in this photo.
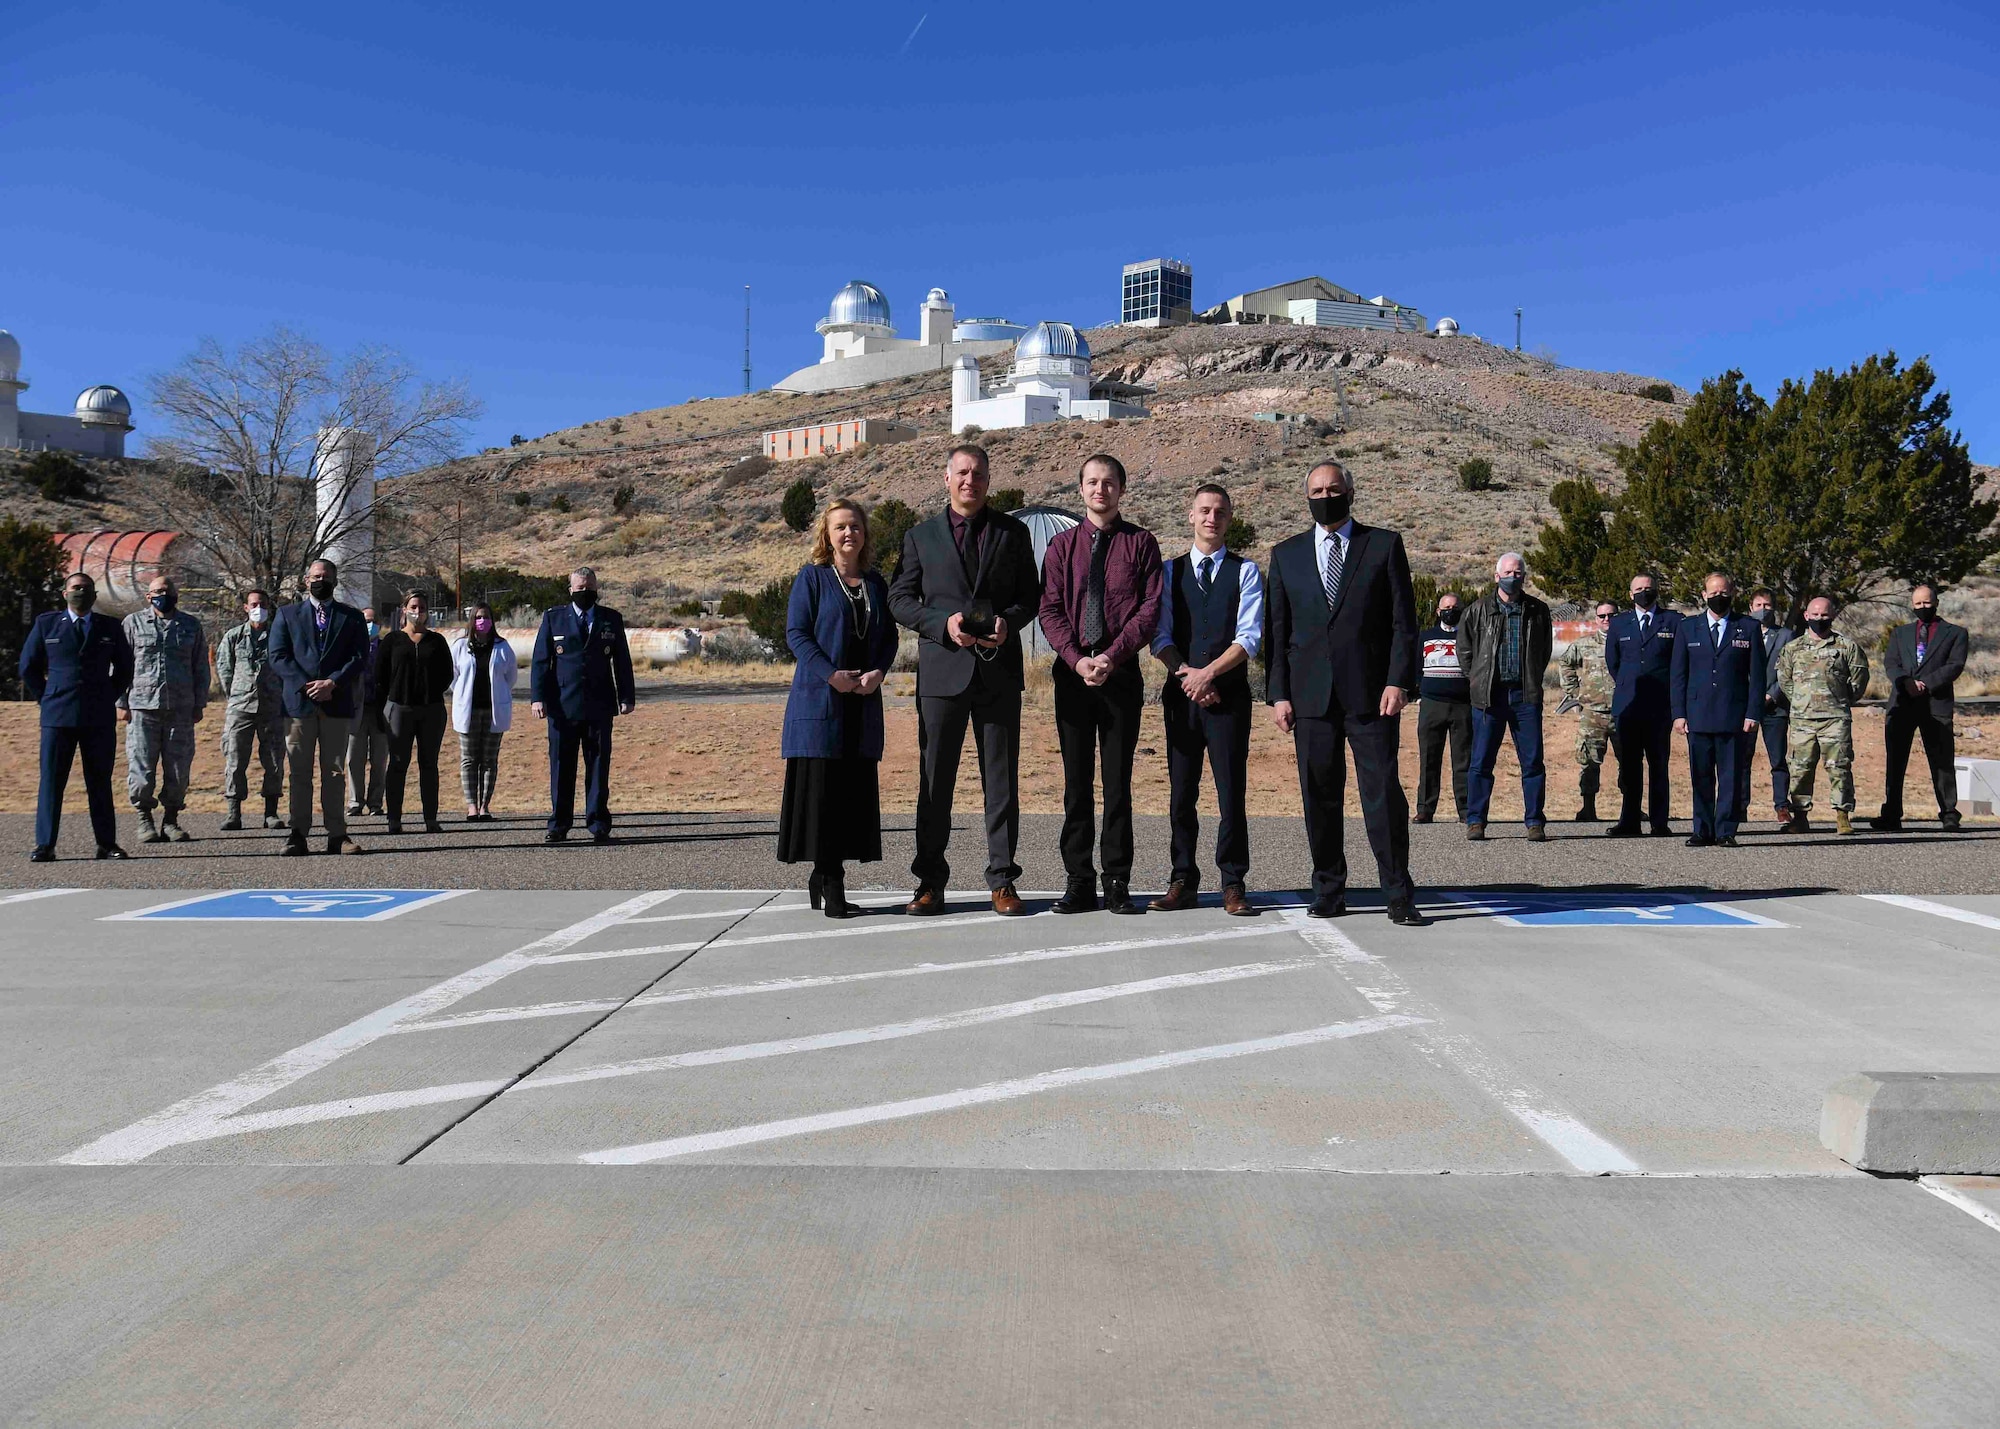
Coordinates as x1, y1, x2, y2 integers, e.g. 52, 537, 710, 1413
5, 2, 1997, 459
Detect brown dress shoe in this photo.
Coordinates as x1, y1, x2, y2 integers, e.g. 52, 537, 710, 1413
906, 886, 946, 916
991, 884, 1026, 916
1149, 879, 1199, 912
1222, 884, 1257, 917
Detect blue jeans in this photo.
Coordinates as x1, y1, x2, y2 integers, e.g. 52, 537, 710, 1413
1467, 687, 1546, 826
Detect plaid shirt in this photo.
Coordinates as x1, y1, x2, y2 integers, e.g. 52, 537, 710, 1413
1497, 598, 1524, 685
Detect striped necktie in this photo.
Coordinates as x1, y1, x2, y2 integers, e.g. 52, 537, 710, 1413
1197, 555, 1214, 594
1322, 533, 1344, 610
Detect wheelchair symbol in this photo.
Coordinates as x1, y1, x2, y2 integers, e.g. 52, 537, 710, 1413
249, 893, 398, 915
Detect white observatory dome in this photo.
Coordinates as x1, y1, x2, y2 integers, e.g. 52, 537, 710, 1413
817, 280, 893, 334
925, 287, 950, 305
0, 329, 20, 383
1016, 321, 1089, 361
1434, 317, 1460, 338
74, 385, 133, 426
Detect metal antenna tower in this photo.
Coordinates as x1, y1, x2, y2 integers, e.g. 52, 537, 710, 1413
743, 286, 752, 394
1514, 307, 1523, 353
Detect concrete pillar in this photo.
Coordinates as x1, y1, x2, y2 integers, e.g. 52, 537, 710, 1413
920, 291, 955, 347
951, 356, 980, 434
314, 425, 377, 608
0, 383, 20, 450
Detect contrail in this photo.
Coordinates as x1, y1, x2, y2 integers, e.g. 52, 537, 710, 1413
899, 12, 927, 53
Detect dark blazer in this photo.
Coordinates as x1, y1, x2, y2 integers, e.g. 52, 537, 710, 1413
531, 602, 636, 724
268, 598, 370, 719
1264, 522, 1419, 718
1760, 624, 1794, 710
1883, 618, 1968, 722
1605, 607, 1683, 720
1456, 589, 1554, 707
782, 565, 899, 761
19, 610, 133, 727
1671, 612, 1767, 734
887, 507, 1041, 699
372, 629, 454, 707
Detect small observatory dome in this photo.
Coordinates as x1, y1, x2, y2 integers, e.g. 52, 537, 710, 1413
74, 385, 134, 426
0, 329, 21, 384
1015, 321, 1089, 361
818, 280, 893, 333
1434, 317, 1460, 338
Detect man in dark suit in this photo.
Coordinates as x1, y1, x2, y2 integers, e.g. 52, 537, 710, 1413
887, 444, 1042, 916
1603, 570, 1682, 836
1872, 584, 1969, 831
1737, 589, 1793, 828
1670, 572, 1766, 847
1266, 460, 1423, 925
530, 565, 636, 844
20, 572, 133, 861
269, 557, 370, 856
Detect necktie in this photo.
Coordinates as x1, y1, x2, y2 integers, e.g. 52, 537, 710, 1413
1322, 533, 1344, 611
1081, 530, 1107, 649
1197, 555, 1213, 594
1712, 619, 1724, 652
1639, 612, 1649, 637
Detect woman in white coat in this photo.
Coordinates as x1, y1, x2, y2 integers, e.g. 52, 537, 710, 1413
450, 602, 518, 821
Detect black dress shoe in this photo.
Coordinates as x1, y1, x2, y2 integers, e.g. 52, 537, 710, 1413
424, 820, 446, 834
1306, 895, 1347, 918
95, 844, 129, 860
1716, 835, 1739, 847
591, 830, 613, 845
1867, 816, 1901, 832
1386, 898, 1429, 926
1103, 879, 1143, 915
281, 834, 309, 857
544, 830, 568, 844
1051, 882, 1098, 915
1650, 825, 1675, 837
1684, 835, 1713, 847
1604, 823, 1643, 838
1412, 812, 1433, 825
29, 845, 55, 863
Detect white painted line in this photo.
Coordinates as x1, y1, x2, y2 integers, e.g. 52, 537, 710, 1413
58, 890, 683, 1165
532, 909, 1019, 964
0, 887, 81, 905
621, 906, 766, 924
579, 1013, 1428, 1164
1919, 1177, 2000, 1235
99, 889, 472, 922
1863, 894, 2000, 934
134, 951, 1341, 1146
1281, 910, 1641, 1174
399, 925, 1280, 1033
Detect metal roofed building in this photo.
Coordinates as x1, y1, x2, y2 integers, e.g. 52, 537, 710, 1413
1201, 277, 1427, 334
1, 328, 135, 458
1121, 258, 1193, 327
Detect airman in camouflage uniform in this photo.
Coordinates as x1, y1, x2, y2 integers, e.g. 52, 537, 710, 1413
1560, 602, 1619, 820
1775, 596, 1870, 835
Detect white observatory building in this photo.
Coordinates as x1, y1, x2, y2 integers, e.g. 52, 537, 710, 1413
776, 281, 1022, 394
0, 329, 134, 458
950, 322, 1151, 435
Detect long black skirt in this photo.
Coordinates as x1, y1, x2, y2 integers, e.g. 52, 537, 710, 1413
776, 757, 882, 866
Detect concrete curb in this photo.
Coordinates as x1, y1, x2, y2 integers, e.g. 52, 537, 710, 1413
1821, 1072, 2000, 1175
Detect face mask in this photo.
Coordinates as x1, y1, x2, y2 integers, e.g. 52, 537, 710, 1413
1496, 575, 1524, 597
407, 609, 428, 628
1807, 618, 1833, 637
1706, 593, 1732, 615
572, 589, 598, 610
150, 593, 176, 614
66, 589, 95, 613
1912, 605, 1936, 621
1754, 608, 1774, 627
1308, 493, 1351, 527
473, 618, 494, 635
366, 621, 379, 639
1437, 608, 1458, 628
309, 579, 334, 601
247, 606, 269, 626
1631, 588, 1656, 609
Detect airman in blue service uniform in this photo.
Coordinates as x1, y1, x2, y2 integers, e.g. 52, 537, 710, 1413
20, 572, 134, 861
1603, 570, 1682, 836
531, 566, 636, 844
1670, 572, 1767, 847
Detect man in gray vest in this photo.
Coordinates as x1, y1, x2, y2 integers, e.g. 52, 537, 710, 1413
213, 588, 288, 830
1150, 483, 1263, 916
117, 574, 209, 843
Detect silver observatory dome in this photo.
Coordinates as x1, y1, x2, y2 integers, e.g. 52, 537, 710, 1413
74, 385, 133, 424
1015, 321, 1088, 361
816, 280, 894, 333
0, 329, 21, 383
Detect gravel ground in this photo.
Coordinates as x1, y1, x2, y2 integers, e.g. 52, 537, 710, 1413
6, 809, 1994, 897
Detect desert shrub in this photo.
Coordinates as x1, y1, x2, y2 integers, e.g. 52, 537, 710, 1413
743, 578, 794, 657
719, 454, 773, 491
612, 483, 635, 514
869, 497, 920, 577
1457, 457, 1495, 492
781, 477, 815, 532
0, 517, 68, 698
989, 488, 1024, 513
19, 451, 98, 503
1411, 573, 1484, 619
959, 424, 983, 439
1636, 382, 1676, 402
670, 597, 705, 618
701, 628, 777, 664
1224, 516, 1258, 552
717, 589, 752, 617
512, 491, 532, 507
452, 565, 572, 615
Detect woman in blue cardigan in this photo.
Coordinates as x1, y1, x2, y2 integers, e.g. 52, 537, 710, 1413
776, 499, 900, 918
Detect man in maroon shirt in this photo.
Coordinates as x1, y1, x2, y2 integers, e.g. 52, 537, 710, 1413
1038, 454, 1164, 914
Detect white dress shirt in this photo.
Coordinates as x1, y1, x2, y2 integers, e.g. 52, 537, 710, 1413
1151, 543, 1265, 660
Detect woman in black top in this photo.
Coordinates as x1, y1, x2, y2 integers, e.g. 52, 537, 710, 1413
373, 589, 455, 833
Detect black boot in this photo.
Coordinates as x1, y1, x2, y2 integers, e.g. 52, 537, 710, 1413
1103, 878, 1143, 915
808, 871, 823, 910
1052, 879, 1098, 915
821, 867, 859, 919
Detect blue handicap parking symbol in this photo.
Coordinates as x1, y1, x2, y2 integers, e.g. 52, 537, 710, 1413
1443, 892, 1783, 928
109, 889, 465, 922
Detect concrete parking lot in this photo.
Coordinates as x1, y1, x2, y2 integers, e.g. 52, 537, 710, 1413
4, 879, 1999, 1424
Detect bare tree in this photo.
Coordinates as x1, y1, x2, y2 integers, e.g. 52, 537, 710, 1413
146, 327, 481, 597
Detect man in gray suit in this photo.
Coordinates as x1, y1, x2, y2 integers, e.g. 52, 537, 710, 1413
1871, 584, 1969, 831
888, 444, 1043, 916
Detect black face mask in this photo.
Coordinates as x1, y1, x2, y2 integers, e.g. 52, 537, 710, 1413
1753, 608, 1774, 627
150, 593, 177, 614
1631, 588, 1656, 609
1706, 593, 1733, 615
1912, 605, 1937, 622
1437, 608, 1459, 628
66, 589, 95, 613
1807, 618, 1834, 637
572, 589, 598, 610
308, 579, 334, 601
1309, 493, 1351, 528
